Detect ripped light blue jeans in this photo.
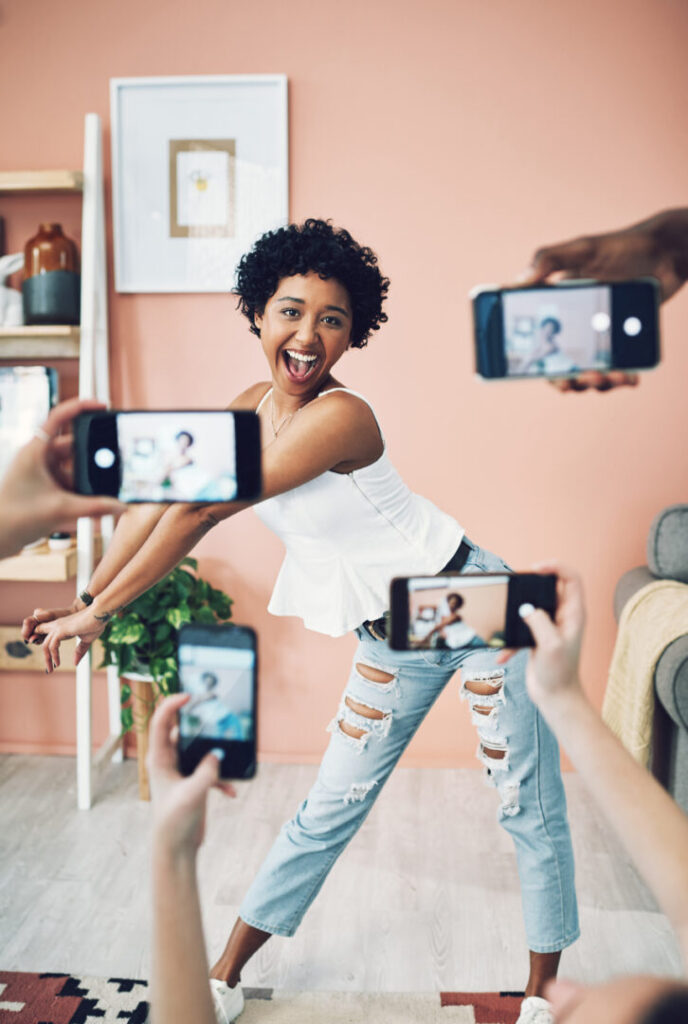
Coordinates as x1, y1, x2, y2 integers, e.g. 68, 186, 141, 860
240, 541, 580, 953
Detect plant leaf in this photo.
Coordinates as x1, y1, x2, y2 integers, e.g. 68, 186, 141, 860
166, 605, 191, 630
155, 622, 173, 643
208, 590, 233, 619
193, 605, 217, 624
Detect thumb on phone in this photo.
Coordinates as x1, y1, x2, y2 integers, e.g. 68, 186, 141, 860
519, 603, 559, 649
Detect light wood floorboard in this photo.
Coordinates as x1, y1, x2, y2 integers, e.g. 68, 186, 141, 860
0, 754, 683, 990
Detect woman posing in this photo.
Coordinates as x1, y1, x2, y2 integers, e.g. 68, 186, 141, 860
24, 220, 578, 1024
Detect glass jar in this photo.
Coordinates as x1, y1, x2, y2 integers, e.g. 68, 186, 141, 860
22, 223, 80, 325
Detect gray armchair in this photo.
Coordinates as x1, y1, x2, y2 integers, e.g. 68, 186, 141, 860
614, 504, 688, 813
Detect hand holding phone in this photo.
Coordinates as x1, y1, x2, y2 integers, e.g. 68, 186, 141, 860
389, 572, 557, 651
74, 410, 261, 503
472, 279, 659, 381
149, 692, 236, 855
177, 623, 257, 780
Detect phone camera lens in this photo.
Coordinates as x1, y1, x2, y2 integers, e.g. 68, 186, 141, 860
94, 447, 116, 469
623, 316, 642, 337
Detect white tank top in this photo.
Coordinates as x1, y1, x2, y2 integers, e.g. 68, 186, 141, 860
253, 387, 464, 637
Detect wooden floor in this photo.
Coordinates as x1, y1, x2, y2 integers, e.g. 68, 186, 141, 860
0, 754, 683, 990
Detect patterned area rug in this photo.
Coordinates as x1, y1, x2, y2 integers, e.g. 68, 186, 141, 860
0, 973, 525, 1023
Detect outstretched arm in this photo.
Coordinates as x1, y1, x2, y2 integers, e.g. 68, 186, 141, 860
425, 612, 460, 639
517, 207, 688, 392
33, 499, 242, 671
22, 502, 169, 643
506, 567, 688, 963
22, 386, 268, 643
521, 208, 688, 301
148, 693, 235, 1024
34, 389, 382, 671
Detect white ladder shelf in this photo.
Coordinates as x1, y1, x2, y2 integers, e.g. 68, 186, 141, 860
76, 113, 122, 810
0, 114, 121, 809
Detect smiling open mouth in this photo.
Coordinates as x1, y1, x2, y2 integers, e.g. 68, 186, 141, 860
283, 349, 320, 382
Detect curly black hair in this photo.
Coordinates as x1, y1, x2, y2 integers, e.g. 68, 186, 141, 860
540, 316, 562, 335
234, 218, 390, 348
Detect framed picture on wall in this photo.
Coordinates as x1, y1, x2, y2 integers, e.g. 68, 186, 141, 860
110, 75, 288, 293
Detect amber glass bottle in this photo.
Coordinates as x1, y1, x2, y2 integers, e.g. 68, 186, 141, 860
24, 223, 78, 276
22, 223, 80, 325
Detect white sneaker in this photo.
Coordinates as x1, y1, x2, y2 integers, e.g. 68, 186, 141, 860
209, 979, 245, 1023
515, 995, 555, 1024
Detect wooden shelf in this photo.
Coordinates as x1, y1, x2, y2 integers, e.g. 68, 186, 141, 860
0, 326, 80, 359
0, 626, 105, 673
0, 170, 84, 193
0, 537, 103, 582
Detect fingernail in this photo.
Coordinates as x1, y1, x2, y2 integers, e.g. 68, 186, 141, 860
519, 602, 535, 618
514, 269, 531, 283
210, 747, 226, 761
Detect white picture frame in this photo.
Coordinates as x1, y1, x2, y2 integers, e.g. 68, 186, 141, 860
110, 75, 288, 293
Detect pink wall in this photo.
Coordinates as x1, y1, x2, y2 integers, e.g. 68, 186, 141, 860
1, 0, 687, 768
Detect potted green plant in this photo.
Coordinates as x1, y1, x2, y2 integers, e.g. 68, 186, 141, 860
99, 556, 233, 797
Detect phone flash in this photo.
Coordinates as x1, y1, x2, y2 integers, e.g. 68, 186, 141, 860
623, 316, 642, 337
94, 447, 116, 469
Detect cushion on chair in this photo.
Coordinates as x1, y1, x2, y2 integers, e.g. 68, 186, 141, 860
647, 505, 688, 582
655, 635, 688, 731
614, 567, 656, 622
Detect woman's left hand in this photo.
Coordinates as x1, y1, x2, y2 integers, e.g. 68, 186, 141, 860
32, 607, 107, 672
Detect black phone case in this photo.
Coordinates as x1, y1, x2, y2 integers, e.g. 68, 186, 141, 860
473, 279, 660, 379
389, 572, 557, 651
504, 573, 557, 647
73, 412, 121, 497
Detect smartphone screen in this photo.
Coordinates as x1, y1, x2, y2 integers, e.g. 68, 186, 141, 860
503, 285, 611, 376
473, 279, 659, 379
177, 624, 257, 779
74, 409, 261, 502
389, 572, 557, 651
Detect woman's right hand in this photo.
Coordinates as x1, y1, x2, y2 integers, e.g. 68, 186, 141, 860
31, 606, 107, 672
22, 597, 85, 644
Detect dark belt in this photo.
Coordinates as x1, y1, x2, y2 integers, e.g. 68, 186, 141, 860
362, 537, 474, 642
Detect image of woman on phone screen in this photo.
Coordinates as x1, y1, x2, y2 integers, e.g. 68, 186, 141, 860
23, 219, 578, 1024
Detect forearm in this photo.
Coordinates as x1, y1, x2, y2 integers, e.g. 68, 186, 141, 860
0, 506, 34, 559
151, 843, 215, 1024
538, 685, 688, 951
91, 504, 223, 619
86, 504, 169, 598
652, 207, 688, 286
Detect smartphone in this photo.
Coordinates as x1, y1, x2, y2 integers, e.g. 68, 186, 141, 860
472, 279, 659, 379
177, 623, 257, 779
73, 409, 261, 502
389, 572, 557, 651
